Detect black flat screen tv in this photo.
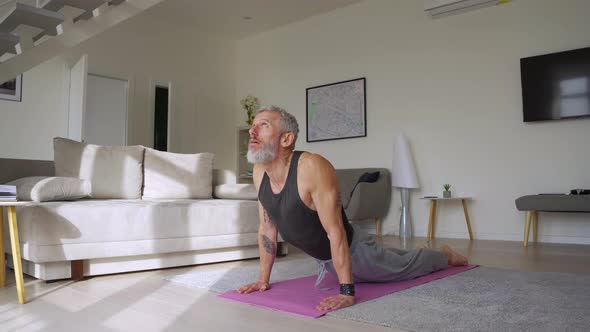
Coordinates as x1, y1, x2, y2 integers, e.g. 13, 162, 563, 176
520, 46, 590, 122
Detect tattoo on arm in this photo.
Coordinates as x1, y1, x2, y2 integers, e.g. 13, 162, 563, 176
263, 209, 276, 225
262, 235, 277, 255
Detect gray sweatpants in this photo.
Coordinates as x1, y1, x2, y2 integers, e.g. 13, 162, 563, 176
316, 225, 448, 285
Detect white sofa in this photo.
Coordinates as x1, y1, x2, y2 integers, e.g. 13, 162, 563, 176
2, 138, 286, 281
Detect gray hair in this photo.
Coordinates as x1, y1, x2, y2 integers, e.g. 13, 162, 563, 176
254, 105, 299, 146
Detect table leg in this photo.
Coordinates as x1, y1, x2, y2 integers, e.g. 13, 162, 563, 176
0, 206, 5, 287
7, 206, 25, 304
461, 199, 474, 240
375, 217, 381, 238
524, 211, 532, 247
433, 200, 438, 240
427, 200, 435, 240
430, 200, 438, 240
532, 211, 538, 243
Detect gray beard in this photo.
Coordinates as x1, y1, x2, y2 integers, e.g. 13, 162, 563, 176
247, 141, 277, 164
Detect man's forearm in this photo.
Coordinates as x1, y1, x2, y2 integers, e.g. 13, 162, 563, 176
330, 232, 353, 285
255, 206, 278, 283
258, 230, 277, 283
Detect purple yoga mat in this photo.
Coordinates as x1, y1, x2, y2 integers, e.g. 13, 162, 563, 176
218, 264, 478, 318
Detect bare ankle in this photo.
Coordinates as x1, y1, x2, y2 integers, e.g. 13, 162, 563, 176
440, 245, 468, 266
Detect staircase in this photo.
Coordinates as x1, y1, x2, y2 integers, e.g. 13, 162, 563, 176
0, 0, 165, 83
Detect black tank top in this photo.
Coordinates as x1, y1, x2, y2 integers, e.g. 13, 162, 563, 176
258, 151, 354, 260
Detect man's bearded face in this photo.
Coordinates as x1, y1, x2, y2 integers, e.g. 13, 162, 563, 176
247, 136, 278, 164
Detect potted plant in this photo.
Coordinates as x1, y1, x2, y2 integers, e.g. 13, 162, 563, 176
240, 95, 259, 126
443, 184, 452, 198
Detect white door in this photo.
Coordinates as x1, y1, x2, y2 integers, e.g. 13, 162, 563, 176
84, 74, 128, 146
68, 54, 88, 141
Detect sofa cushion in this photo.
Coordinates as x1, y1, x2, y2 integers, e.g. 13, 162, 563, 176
142, 148, 214, 199
7, 176, 90, 202
53, 137, 144, 199
214, 184, 257, 200
14, 199, 260, 262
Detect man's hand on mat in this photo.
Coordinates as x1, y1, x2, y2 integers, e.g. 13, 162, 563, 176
237, 281, 270, 294
316, 294, 355, 311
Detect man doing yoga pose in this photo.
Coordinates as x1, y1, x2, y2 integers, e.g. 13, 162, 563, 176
237, 106, 468, 310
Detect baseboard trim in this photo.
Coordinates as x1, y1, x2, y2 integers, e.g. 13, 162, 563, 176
6, 245, 275, 280
389, 230, 590, 245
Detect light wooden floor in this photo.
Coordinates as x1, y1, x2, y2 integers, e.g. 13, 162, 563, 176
1, 237, 589, 332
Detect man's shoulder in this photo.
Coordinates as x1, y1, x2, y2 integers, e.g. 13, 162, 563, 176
298, 152, 334, 175
297, 152, 337, 193
299, 151, 325, 166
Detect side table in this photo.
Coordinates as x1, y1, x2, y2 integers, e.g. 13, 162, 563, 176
421, 197, 474, 241
1, 201, 31, 304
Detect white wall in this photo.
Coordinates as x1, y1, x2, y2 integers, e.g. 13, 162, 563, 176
0, 10, 236, 169
235, 0, 590, 243
0, 56, 69, 160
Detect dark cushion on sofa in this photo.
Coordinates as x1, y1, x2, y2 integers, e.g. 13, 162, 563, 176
350, 171, 380, 197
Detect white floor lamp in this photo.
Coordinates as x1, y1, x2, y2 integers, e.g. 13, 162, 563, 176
392, 134, 419, 245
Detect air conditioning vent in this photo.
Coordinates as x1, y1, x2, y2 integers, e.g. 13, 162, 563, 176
424, 0, 510, 18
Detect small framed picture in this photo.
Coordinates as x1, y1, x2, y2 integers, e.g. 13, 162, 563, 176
0, 74, 23, 102
306, 77, 366, 142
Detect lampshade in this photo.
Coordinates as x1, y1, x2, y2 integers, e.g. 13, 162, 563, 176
391, 133, 419, 188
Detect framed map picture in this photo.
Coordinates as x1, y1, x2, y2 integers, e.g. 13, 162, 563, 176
306, 77, 366, 142
0, 74, 22, 102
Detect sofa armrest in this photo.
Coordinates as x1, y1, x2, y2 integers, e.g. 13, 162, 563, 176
0, 158, 55, 184
345, 175, 391, 221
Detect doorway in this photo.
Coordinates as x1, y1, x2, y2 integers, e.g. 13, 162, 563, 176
154, 85, 169, 151
85, 74, 128, 146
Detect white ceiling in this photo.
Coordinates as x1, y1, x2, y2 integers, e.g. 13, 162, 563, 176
147, 0, 363, 39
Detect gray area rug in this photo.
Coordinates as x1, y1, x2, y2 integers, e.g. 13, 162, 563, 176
166, 258, 590, 332
329, 267, 590, 332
